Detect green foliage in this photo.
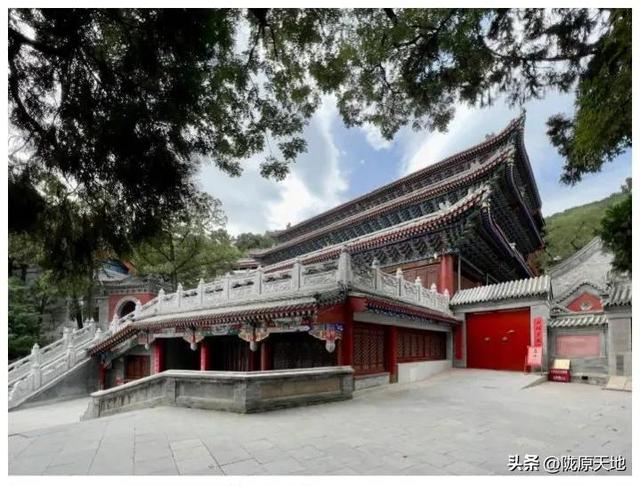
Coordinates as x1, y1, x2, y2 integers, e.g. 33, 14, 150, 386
9, 8, 630, 281
8, 277, 42, 360
535, 190, 627, 271
546, 10, 631, 184
129, 193, 241, 289
234, 232, 276, 253
599, 192, 632, 274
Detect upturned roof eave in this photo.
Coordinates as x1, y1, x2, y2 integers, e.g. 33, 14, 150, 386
269, 115, 529, 245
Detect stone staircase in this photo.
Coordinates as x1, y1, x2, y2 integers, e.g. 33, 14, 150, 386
8, 319, 102, 410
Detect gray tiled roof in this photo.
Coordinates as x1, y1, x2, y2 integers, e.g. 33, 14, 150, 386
450, 275, 550, 306
605, 281, 632, 308
549, 313, 608, 328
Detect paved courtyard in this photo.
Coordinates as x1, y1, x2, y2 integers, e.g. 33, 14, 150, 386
8, 369, 631, 475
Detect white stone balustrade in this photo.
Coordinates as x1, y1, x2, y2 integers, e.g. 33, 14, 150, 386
105, 249, 452, 334
8, 318, 97, 409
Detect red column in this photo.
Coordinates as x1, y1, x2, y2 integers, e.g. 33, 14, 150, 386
152, 339, 165, 374
98, 363, 106, 390
386, 326, 398, 383
438, 254, 455, 295
341, 300, 354, 367
260, 340, 271, 371
199, 340, 209, 371
248, 344, 258, 371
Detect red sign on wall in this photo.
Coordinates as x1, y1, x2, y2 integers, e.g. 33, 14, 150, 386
533, 316, 544, 347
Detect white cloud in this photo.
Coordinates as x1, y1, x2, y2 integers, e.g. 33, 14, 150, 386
398, 104, 478, 176
360, 123, 394, 151
198, 96, 348, 236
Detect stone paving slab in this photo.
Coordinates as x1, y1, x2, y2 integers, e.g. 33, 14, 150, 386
8, 369, 632, 475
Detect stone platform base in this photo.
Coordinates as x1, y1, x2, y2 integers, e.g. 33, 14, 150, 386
82, 367, 354, 419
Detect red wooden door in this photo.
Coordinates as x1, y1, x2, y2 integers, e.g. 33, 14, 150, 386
125, 355, 150, 382
466, 308, 530, 371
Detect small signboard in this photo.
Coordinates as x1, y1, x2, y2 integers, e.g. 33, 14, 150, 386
526, 345, 543, 367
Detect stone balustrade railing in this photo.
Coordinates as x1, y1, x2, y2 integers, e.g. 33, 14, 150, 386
8, 319, 98, 409
351, 259, 451, 314
107, 249, 452, 335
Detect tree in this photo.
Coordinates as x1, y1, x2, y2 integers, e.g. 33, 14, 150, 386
8, 277, 42, 360
130, 194, 241, 289
599, 180, 632, 275
9, 8, 631, 277
234, 232, 276, 253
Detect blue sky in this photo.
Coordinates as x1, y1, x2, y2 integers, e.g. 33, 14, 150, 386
199, 91, 631, 236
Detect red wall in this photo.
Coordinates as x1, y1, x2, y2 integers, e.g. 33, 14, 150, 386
108, 292, 157, 321
566, 292, 603, 312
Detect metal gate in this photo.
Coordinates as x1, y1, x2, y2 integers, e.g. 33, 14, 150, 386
466, 308, 530, 371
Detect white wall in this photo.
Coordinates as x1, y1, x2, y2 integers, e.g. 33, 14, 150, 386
397, 360, 451, 384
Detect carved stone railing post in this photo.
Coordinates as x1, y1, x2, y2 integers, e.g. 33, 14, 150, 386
292, 258, 302, 290
198, 279, 205, 305
29, 343, 42, 390
157, 288, 165, 313
415, 276, 423, 303
223, 273, 231, 300
337, 247, 353, 286
372, 258, 381, 290
66, 330, 76, 368
396, 268, 403, 296
254, 267, 264, 295
94, 328, 104, 343
176, 283, 183, 308
62, 327, 72, 348
88, 318, 96, 338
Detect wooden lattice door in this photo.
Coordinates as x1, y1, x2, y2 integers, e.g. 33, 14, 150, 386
353, 323, 386, 375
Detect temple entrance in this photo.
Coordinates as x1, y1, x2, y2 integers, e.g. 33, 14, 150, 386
164, 338, 200, 370
466, 308, 530, 371
210, 336, 252, 371
270, 332, 337, 370
124, 355, 150, 382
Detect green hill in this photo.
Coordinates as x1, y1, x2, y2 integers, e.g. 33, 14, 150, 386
536, 191, 627, 271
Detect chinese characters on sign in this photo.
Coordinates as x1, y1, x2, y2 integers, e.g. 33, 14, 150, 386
533, 316, 544, 347
526, 346, 542, 367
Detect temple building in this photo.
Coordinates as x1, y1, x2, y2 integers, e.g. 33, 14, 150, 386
8, 116, 631, 410
88, 115, 545, 388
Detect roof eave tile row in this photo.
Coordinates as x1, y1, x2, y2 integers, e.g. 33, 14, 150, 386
272, 115, 526, 242
548, 312, 608, 328
450, 274, 551, 306
252, 145, 516, 259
